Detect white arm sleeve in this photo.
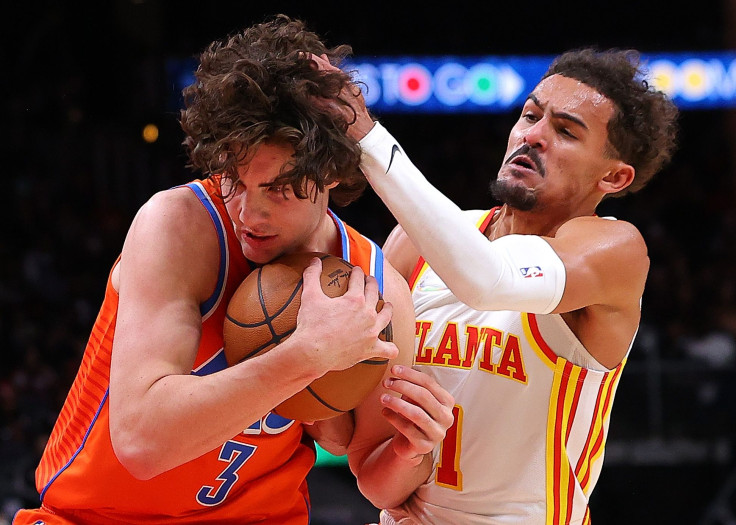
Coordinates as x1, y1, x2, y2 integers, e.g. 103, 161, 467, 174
360, 122, 566, 314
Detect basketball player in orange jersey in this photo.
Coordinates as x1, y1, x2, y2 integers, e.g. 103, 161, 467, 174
14, 16, 454, 525
314, 49, 679, 523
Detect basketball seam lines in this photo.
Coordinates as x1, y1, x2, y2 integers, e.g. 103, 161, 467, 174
238, 328, 296, 362
305, 385, 346, 413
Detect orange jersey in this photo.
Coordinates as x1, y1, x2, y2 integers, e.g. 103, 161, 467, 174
16, 177, 387, 525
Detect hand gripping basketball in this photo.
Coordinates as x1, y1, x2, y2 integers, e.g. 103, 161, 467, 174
223, 252, 394, 421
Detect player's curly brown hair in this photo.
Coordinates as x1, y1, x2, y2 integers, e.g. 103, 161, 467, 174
179, 14, 365, 206
544, 48, 679, 196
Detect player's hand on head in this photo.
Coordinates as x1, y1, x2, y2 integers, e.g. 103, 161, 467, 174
307, 53, 375, 141
380, 365, 455, 464
297, 258, 398, 375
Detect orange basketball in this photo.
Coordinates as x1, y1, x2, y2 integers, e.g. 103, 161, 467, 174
223, 252, 392, 421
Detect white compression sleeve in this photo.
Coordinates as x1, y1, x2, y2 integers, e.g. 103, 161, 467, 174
359, 122, 566, 314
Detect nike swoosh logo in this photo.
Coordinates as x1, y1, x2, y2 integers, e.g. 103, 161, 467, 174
386, 144, 401, 173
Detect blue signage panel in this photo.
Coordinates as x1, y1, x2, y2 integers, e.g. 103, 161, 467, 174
166, 51, 736, 114
345, 55, 550, 114
346, 51, 736, 113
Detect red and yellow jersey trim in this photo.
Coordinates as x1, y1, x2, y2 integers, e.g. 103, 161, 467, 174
522, 312, 625, 523
522, 312, 559, 369
574, 363, 624, 493
408, 209, 497, 293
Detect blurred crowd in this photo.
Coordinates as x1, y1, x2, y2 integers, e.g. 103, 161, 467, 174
3, 3, 736, 524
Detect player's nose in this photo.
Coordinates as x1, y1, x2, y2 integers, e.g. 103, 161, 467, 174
235, 190, 270, 223
522, 119, 549, 151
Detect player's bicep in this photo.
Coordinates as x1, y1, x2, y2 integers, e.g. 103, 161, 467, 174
110, 192, 217, 401
547, 218, 649, 313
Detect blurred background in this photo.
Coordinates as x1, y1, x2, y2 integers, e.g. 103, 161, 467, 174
2, 1, 736, 523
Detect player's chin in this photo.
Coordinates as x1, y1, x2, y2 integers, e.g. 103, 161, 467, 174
240, 244, 282, 265
499, 165, 535, 182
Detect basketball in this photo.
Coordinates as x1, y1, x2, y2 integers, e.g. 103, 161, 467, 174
223, 252, 392, 421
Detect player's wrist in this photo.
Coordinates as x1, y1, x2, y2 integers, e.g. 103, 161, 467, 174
348, 110, 377, 141
358, 122, 395, 176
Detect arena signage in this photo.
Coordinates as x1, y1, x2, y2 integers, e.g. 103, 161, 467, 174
344, 51, 736, 113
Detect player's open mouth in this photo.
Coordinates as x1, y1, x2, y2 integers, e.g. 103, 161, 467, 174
504, 146, 545, 178
510, 156, 536, 170
241, 231, 277, 245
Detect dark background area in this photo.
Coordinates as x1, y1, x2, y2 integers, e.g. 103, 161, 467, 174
2, 1, 736, 523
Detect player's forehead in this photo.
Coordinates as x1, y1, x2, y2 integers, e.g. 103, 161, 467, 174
528, 74, 614, 129
235, 140, 296, 184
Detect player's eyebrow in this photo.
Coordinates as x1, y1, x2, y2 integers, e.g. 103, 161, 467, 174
528, 93, 589, 130
258, 177, 286, 188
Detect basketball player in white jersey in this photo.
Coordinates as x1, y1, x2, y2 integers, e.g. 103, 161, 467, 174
313, 49, 679, 523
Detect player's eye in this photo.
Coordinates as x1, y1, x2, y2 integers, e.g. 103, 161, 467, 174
266, 185, 290, 199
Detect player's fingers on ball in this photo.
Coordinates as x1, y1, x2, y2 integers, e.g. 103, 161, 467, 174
363, 272, 377, 290
303, 256, 323, 275
375, 300, 393, 329
363, 274, 379, 302
345, 265, 366, 295
301, 258, 324, 297
371, 340, 398, 361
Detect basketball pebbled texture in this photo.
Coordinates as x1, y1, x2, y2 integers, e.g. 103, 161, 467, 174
223, 252, 392, 421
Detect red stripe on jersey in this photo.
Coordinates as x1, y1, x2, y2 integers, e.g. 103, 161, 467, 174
527, 313, 559, 365
552, 360, 573, 524
408, 256, 426, 290
574, 375, 607, 481
566, 368, 587, 443
580, 365, 623, 489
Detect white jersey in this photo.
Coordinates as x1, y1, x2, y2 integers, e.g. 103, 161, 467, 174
382, 210, 630, 525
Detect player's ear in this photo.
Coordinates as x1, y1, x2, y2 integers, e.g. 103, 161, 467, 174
325, 180, 339, 190
599, 162, 634, 195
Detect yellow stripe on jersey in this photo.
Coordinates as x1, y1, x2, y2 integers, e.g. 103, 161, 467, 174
521, 312, 558, 370
545, 359, 586, 524
575, 361, 625, 494
409, 261, 430, 294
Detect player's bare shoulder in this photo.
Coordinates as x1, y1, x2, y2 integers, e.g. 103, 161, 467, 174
117, 185, 221, 301
555, 215, 649, 304
562, 215, 648, 266
134, 185, 214, 238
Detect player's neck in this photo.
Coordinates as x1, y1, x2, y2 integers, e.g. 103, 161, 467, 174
487, 205, 585, 240
302, 211, 343, 257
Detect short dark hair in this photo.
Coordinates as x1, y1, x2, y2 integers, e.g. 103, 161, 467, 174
543, 48, 679, 196
179, 14, 366, 206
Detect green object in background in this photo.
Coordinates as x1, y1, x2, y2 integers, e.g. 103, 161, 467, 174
314, 443, 348, 467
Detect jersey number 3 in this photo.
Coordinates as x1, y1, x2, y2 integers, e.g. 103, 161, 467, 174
436, 405, 463, 490
197, 440, 257, 506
